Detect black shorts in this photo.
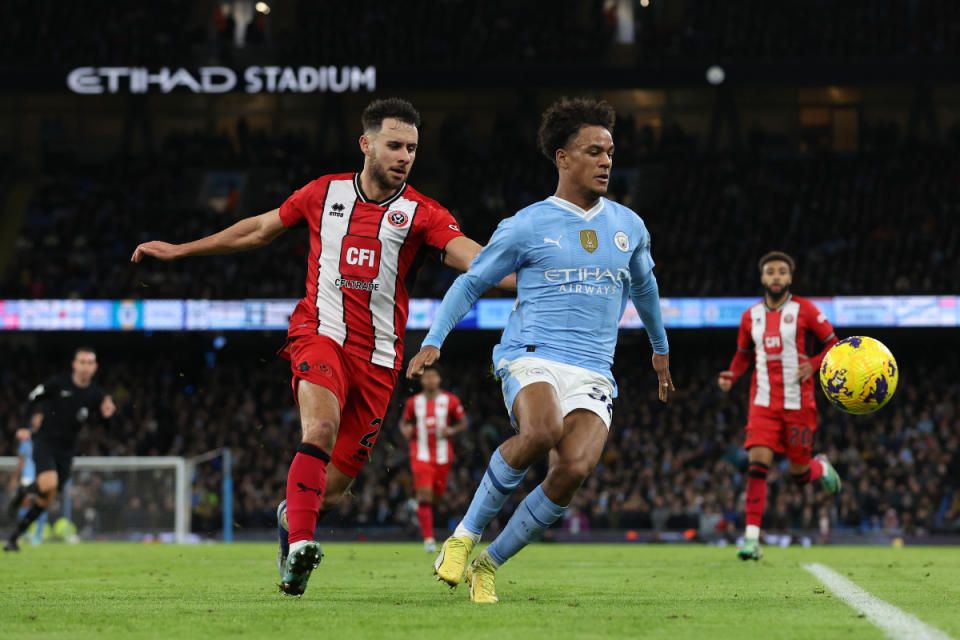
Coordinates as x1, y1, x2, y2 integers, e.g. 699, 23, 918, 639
32, 439, 73, 492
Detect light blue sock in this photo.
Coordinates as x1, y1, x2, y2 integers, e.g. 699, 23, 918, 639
33, 511, 47, 544
460, 448, 528, 536
486, 484, 566, 566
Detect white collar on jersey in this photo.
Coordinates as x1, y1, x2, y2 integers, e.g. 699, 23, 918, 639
764, 293, 793, 312
353, 173, 407, 207
548, 195, 605, 221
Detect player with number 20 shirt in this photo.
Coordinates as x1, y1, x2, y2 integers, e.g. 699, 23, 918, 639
717, 251, 842, 561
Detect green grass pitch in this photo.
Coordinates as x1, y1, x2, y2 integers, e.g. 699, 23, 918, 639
1, 543, 958, 639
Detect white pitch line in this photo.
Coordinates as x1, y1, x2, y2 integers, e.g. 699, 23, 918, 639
803, 562, 955, 640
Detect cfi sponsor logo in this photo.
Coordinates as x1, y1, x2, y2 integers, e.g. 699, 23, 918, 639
614, 231, 630, 252
387, 210, 409, 227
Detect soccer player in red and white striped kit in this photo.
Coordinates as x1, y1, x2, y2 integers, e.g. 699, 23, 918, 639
717, 251, 842, 560
132, 98, 511, 596
400, 364, 467, 552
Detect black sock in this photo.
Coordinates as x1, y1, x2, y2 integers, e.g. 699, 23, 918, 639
12, 503, 45, 539
9, 484, 28, 507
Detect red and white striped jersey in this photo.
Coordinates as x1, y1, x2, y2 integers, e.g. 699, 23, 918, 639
280, 173, 464, 370
402, 391, 466, 464
731, 295, 837, 411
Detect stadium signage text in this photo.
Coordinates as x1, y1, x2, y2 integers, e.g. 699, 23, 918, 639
66, 66, 376, 95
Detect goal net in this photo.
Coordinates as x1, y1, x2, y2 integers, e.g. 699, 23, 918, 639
0, 456, 189, 543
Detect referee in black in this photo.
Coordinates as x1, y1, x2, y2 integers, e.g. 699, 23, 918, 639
4, 347, 115, 551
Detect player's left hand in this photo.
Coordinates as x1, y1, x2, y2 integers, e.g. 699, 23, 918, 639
406, 346, 440, 379
131, 241, 182, 262
652, 353, 675, 402
101, 395, 117, 419
797, 355, 814, 382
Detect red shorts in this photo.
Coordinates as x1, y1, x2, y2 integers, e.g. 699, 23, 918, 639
283, 334, 398, 478
744, 405, 818, 465
410, 458, 451, 496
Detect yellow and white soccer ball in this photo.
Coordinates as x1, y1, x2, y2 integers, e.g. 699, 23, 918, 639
819, 336, 898, 414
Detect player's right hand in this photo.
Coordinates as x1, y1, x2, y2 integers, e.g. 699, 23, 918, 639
406, 346, 440, 379
717, 370, 734, 392
131, 241, 182, 262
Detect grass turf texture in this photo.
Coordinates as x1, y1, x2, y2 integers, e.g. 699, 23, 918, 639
1, 543, 957, 640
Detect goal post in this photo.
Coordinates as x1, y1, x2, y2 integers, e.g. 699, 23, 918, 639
0, 455, 189, 543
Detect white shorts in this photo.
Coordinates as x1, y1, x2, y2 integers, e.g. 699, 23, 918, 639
496, 356, 615, 429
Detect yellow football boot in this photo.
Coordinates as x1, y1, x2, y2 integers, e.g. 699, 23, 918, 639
433, 535, 475, 587
465, 553, 499, 603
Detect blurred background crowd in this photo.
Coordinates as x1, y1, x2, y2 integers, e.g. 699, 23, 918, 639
1, 332, 957, 541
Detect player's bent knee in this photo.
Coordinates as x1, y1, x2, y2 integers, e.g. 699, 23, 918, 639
519, 422, 563, 455
301, 418, 337, 447
556, 458, 592, 488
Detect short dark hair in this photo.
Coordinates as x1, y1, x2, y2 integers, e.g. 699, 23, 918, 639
422, 363, 441, 377
538, 97, 616, 164
758, 251, 796, 274
74, 346, 96, 358
361, 98, 421, 133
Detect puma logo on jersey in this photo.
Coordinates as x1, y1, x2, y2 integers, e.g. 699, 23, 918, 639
543, 236, 562, 248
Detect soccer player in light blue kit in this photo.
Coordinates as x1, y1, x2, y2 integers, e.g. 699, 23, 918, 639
6, 428, 47, 545
406, 98, 674, 603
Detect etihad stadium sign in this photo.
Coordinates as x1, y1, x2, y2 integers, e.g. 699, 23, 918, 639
66, 66, 376, 95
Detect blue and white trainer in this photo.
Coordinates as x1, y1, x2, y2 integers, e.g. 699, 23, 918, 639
276, 500, 289, 577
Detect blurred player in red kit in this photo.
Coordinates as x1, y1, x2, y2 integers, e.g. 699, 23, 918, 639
399, 364, 467, 552
132, 98, 511, 596
717, 251, 842, 560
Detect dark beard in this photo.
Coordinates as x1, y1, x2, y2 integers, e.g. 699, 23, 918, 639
370, 163, 394, 191
763, 283, 790, 305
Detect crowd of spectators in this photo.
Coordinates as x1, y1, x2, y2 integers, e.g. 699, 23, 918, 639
1, 332, 956, 541
5, 114, 960, 300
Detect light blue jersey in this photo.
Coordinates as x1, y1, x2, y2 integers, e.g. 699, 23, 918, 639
423, 196, 668, 395
18, 437, 36, 484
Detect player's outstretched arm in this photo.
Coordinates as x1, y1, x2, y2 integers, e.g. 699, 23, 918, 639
130, 209, 287, 262
442, 236, 516, 290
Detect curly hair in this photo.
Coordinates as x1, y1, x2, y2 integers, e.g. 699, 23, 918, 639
537, 97, 616, 164
361, 98, 421, 133
758, 250, 796, 274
